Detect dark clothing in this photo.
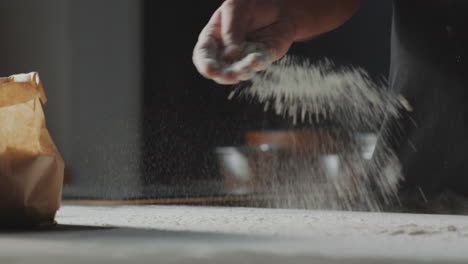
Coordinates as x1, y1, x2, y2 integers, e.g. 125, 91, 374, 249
388, 0, 468, 196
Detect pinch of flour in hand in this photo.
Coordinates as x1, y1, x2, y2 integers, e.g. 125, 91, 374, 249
222, 54, 262, 82
222, 44, 242, 60
213, 76, 237, 85
202, 58, 221, 75
227, 53, 260, 72
238, 72, 256, 81
218, 42, 273, 78
194, 37, 218, 62
252, 56, 272, 72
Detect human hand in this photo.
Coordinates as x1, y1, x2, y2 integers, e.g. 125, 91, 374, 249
193, 0, 296, 85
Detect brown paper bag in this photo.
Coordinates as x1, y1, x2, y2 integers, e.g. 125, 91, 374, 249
0, 72, 64, 227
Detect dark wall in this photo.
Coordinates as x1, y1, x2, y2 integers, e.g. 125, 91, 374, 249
0, 0, 392, 199
64, 0, 143, 199
289, 1, 393, 76
142, 1, 393, 187
143, 1, 248, 185
0, 0, 71, 158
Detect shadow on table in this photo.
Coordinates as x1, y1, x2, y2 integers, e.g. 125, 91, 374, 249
1, 225, 465, 264
0, 224, 270, 244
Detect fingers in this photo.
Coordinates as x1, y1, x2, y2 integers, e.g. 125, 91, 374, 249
194, 0, 287, 85
193, 36, 220, 79
194, 34, 274, 84
200, 44, 271, 85
220, 0, 253, 60
194, 1, 261, 85
247, 17, 296, 61
212, 18, 296, 85
234, 54, 264, 81
216, 43, 274, 85
193, 10, 222, 79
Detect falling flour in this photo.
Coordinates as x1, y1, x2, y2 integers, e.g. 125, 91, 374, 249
229, 56, 411, 211
229, 56, 410, 128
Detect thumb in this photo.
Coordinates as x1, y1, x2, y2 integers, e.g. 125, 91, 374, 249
247, 18, 296, 62
220, 0, 253, 60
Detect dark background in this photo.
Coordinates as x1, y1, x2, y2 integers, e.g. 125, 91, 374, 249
0, 0, 393, 199
142, 0, 393, 193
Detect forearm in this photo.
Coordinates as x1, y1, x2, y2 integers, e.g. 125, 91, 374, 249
282, 0, 363, 41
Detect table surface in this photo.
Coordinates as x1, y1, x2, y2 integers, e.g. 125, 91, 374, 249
2, 205, 468, 264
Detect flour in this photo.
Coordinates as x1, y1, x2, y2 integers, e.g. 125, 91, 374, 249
381, 223, 465, 236
229, 56, 409, 128
229, 56, 410, 211
212, 42, 274, 84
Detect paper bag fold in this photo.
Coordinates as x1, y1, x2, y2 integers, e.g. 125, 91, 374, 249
0, 72, 64, 227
